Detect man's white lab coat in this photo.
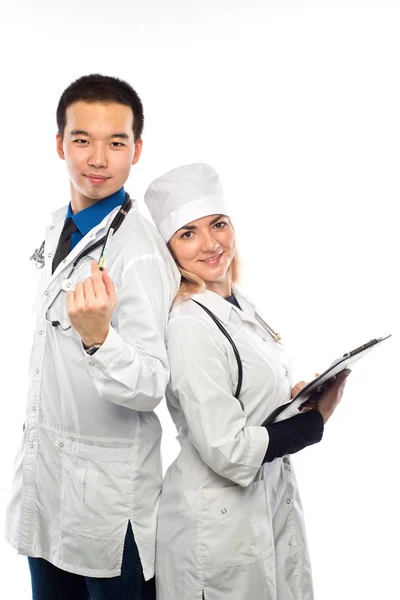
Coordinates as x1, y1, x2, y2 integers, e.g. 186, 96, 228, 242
5, 200, 179, 580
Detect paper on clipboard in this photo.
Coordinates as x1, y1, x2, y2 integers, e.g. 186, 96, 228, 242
264, 334, 392, 425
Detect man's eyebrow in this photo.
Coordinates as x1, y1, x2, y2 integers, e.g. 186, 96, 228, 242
110, 133, 130, 140
70, 129, 90, 137
69, 131, 130, 140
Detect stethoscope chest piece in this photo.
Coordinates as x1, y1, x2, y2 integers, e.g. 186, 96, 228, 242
30, 241, 45, 269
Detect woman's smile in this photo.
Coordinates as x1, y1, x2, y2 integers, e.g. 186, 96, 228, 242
199, 251, 224, 265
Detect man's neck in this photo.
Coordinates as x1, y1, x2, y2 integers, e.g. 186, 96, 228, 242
70, 183, 103, 214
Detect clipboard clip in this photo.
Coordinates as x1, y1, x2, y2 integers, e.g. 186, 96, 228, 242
343, 337, 388, 358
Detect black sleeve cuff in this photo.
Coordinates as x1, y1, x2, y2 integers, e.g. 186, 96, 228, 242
262, 409, 324, 463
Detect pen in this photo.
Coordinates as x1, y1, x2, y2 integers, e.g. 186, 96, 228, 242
98, 228, 114, 271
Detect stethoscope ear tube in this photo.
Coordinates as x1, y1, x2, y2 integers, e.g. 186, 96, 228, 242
191, 300, 244, 408
45, 194, 133, 330
30, 194, 133, 272
70, 194, 133, 269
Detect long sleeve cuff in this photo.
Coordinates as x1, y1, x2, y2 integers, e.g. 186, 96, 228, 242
262, 409, 324, 463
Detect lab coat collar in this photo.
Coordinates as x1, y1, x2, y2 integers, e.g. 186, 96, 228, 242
49, 204, 126, 280
51, 205, 69, 225
231, 285, 257, 319
191, 289, 234, 325
190, 285, 257, 326
66, 188, 125, 237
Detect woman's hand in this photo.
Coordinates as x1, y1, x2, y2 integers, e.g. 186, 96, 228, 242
316, 369, 351, 423
292, 379, 318, 413
291, 381, 307, 399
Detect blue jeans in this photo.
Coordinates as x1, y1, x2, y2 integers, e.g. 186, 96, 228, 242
28, 523, 155, 600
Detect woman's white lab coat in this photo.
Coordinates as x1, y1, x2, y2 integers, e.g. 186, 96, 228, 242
156, 288, 314, 600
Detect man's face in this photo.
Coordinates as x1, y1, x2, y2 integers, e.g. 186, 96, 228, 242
56, 101, 142, 207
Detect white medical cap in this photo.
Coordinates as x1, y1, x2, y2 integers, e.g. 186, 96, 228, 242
144, 163, 229, 242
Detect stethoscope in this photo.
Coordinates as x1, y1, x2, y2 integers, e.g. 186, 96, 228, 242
30, 193, 133, 331
193, 299, 291, 426
192, 299, 281, 411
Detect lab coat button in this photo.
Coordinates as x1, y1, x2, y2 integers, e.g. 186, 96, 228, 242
30, 444, 34, 449
283, 457, 289, 464
221, 508, 227, 514
285, 370, 289, 377
39, 330, 43, 335
262, 337, 267, 342
32, 406, 36, 412
48, 253, 52, 258
286, 498, 291, 504
50, 226, 54, 230
35, 368, 40, 374
59, 442, 64, 449
89, 361, 94, 367
44, 291, 49, 296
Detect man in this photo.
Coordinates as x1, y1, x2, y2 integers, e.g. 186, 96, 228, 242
5, 74, 179, 599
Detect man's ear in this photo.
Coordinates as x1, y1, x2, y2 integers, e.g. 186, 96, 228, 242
132, 138, 143, 165
56, 132, 65, 160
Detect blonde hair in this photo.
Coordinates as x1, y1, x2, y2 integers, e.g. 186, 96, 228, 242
169, 219, 241, 305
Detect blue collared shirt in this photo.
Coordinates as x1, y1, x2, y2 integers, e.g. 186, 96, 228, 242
66, 187, 126, 250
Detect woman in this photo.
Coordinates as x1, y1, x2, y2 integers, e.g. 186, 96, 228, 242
144, 163, 349, 600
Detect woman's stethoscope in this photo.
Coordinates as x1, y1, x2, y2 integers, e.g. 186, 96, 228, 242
192, 300, 295, 424
192, 299, 281, 410
30, 193, 133, 331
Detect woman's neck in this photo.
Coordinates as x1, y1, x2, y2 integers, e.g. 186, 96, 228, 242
205, 279, 232, 298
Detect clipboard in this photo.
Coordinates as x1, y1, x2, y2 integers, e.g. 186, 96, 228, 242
264, 334, 392, 425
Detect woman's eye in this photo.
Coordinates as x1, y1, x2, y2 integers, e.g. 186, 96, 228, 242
181, 231, 193, 239
214, 221, 227, 229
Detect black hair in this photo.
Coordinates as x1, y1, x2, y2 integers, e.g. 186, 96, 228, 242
56, 73, 144, 141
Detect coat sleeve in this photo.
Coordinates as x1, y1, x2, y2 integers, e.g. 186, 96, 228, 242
167, 316, 269, 487
80, 254, 176, 411
263, 410, 324, 461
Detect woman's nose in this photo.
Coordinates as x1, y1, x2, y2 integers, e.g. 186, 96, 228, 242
200, 233, 220, 252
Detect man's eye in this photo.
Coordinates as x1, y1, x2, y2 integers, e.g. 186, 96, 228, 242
111, 142, 124, 147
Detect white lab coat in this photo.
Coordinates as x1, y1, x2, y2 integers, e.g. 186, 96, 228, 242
5, 200, 180, 579
156, 288, 314, 600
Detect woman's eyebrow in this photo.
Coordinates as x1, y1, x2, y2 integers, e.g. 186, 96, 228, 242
179, 224, 197, 231
209, 214, 224, 225
178, 215, 225, 233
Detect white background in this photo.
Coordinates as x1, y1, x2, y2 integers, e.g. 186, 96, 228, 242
0, 0, 398, 598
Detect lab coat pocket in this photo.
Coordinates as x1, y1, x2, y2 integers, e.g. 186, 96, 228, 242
201, 481, 273, 568
59, 439, 135, 540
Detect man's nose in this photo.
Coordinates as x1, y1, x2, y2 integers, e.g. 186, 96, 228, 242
88, 144, 107, 169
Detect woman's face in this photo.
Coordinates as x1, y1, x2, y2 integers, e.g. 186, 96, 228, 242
169, 214, 235, 286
